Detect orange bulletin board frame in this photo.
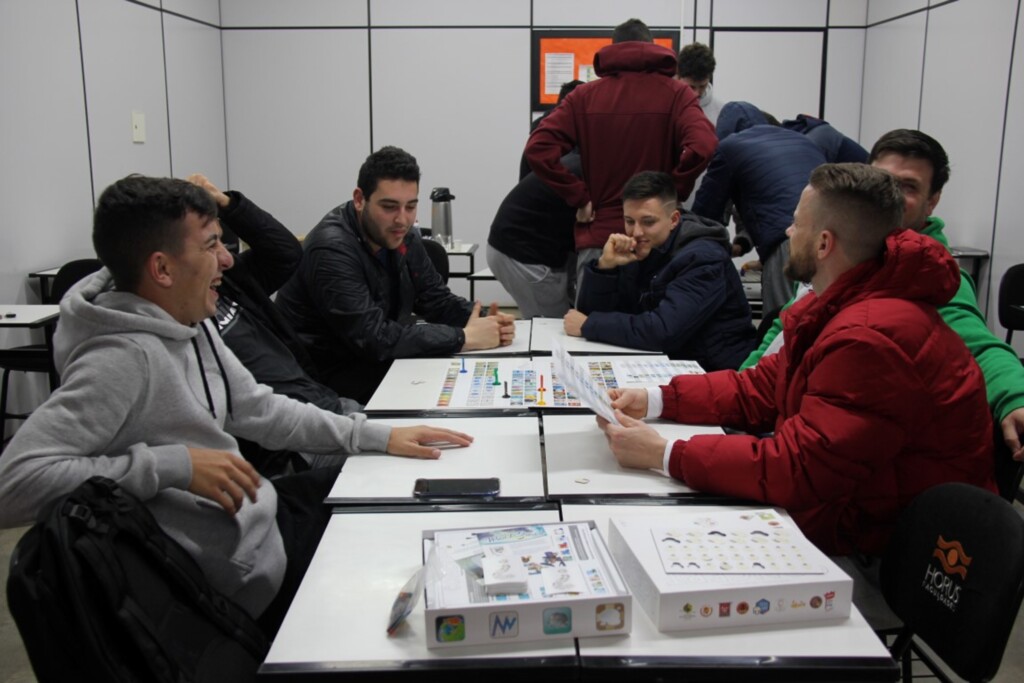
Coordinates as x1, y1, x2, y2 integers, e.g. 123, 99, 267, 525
531, 30, 678, 110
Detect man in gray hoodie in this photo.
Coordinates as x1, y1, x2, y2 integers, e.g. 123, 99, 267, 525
0, 175, 471, 636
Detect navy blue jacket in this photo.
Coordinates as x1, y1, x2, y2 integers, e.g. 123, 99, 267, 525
782, 114, 867, 163
577, 212, 756, 371
693, 101, 827, 261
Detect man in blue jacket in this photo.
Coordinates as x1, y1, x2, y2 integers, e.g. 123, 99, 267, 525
693, 101, 827, 315
563, 171, 756, 370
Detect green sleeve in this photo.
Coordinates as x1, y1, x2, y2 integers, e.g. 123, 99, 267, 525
939, 273, 1024, 421
740, 315, 782, 370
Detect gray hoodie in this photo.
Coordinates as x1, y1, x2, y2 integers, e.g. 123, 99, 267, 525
0, 269, 391, 616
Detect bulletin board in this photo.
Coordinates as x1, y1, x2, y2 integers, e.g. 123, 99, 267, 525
530, 30, 679, 110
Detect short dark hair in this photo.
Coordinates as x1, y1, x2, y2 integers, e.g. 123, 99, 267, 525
93, 175, 217, 293
356, 146, 421, 199
677, 43, 715, 80
808, 163, 904, 263
612, 18, 652, 43
868, 129, 950, 195
622, 171, 678, 205
558, 79, 584, 102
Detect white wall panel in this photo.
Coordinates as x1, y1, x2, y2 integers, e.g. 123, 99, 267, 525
830, 0, 868, 26
220, 0, 366, 27
371, 0, 529, 26
711, 0, 827, 27
695, 29, 711, 45
713, 31, 823, 121
532, 0, 682, 28
371, 28, 529, 302
824, 29, 865, 144
223, 29, 371, 236
867, 0, 927, 25
80, 0, 171, 201
859, 12, 925, 148
919, 0, 1017, 313
992, 2, 1024, 344
697, 0, 711, 26
163, 0, 220, 25
164, 15, 227, 184
0, 0, 93, 305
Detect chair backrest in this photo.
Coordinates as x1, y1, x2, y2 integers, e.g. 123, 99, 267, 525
421, 238, 450, 284
880, 482, 1024, 682
998, 263, 1024, 342
50, 259, 103, 303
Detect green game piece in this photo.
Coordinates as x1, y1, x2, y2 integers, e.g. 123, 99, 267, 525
492, 367, 501, 385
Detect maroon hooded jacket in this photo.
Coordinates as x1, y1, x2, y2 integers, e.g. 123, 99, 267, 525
524, 41, 717, 251
659, 229, 996, 556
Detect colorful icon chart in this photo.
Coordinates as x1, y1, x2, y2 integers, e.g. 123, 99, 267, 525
652, 510, 824, 575
436, 362, 460, 407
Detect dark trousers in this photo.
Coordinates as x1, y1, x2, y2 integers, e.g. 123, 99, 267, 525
256, 465, 341, 639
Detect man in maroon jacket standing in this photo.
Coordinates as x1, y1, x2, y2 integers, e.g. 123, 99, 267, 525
524, 18, 717, 295
599, 163, 996, 558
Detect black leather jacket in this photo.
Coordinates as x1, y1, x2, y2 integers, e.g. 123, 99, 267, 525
275, 201, 472, 403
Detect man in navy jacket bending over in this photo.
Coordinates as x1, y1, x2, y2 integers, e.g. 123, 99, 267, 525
563, 171, 756, 371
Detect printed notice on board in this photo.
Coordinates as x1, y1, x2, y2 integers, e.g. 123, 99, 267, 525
545, 53, 575, 95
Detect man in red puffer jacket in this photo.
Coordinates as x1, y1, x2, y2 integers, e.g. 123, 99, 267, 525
599, 163, 996, 558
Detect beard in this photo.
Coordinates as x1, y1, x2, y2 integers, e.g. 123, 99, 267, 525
783, 241, 816, 283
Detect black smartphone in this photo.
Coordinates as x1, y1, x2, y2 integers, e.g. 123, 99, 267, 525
413, 477, 500, 499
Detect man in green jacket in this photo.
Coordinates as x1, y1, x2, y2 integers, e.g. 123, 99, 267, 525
742, 129, 1024, 460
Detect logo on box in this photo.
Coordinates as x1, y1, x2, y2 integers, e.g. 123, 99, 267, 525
489, 611, 519, 638
595, 602, 625, 631
435, 615, 465, 642
543, 607, 572, 634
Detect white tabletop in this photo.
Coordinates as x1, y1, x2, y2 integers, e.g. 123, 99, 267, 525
543, 414, 723, 497
561, 503, 893, 663
365, 357, 538, 412
468, 267, 494, 279
0, 304, 60, 327
445, 241, 478, 254
530, 317, 655, 355
326, 416, 544, 503
456, 319, 531, 356
263, 508, 572, 675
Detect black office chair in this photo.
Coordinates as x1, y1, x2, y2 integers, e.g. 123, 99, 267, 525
880, 482, 1024, 683
998, 263, 1024, 344
421, 237, 450, 284
1, 259, 102, 444
992, 418, 1024, 504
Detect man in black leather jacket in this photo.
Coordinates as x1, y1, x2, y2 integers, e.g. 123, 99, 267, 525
275, 147, 515, 404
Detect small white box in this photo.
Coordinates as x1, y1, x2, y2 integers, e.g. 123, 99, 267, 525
608, 510, 852, 632
422, 521, 632, 648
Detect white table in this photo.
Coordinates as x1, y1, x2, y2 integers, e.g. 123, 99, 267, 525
0, 305, 60, 328
543, 414, 723, 499
562, 503, 897, 681
365, 355, 681, 413
530, 317, 655, 355
262, 508, 575, 677
326, 416, 545, 503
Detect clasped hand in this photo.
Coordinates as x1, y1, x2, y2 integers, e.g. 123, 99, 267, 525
462, 301, 516, 351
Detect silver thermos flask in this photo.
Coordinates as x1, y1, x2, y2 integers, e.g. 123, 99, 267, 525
430, 187, 455, 248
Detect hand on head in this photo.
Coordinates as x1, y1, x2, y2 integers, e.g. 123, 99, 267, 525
387, 425, 474, 459
185, 173, 230, 208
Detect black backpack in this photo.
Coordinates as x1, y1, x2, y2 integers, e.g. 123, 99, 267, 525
6, 476, 268, 683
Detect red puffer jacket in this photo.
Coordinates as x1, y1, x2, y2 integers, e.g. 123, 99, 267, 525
524, 41, 717, 251
660, 229, 996, 556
